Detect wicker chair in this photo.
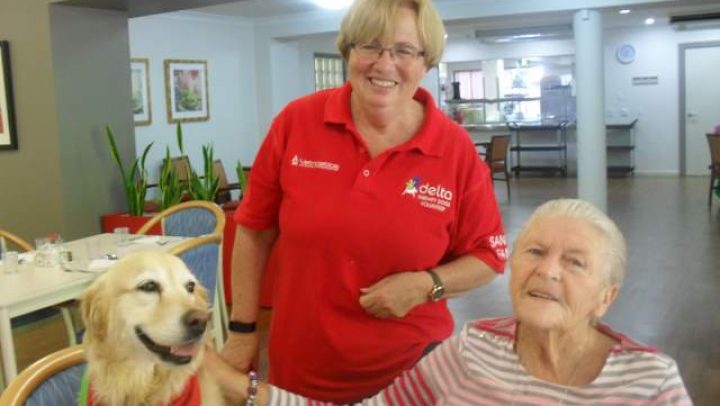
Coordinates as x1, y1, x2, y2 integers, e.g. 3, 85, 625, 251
0, 345, 85, 406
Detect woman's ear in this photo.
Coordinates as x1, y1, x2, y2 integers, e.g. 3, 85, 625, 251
593, 284, 620, 320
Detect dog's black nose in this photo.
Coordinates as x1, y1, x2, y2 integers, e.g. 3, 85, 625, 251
183, 310, 208, 339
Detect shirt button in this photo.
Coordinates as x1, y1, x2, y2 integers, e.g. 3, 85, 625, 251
362, 169, 370, 177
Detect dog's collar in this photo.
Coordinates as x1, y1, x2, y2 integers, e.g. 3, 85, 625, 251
134, 326, 197, 365
82, 371, 203, 406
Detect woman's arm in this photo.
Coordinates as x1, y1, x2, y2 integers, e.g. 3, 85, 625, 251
220, 225, 278, 371
359, 255, 496, 319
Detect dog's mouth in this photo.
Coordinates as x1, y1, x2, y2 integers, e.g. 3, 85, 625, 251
134, 327, 200, 365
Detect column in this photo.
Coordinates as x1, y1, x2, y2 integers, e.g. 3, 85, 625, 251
573, 9, 607, 212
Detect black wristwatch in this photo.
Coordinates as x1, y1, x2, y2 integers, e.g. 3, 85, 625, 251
228, 321, 257, 333
426, 269, 445, 302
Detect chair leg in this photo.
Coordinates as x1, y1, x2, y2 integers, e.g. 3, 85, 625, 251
60, 307, 77, 346
710, 173, 716, 209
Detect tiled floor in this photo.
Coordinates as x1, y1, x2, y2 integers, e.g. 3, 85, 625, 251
10, 176, 720, 404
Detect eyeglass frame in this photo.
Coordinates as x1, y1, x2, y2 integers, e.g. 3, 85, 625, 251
350, 41, 426, 62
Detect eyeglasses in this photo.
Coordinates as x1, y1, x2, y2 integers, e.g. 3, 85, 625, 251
351, 42, 425, 63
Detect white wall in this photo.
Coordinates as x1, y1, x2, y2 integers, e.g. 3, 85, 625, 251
128, 14, 259, 188
605, 25, 720, 175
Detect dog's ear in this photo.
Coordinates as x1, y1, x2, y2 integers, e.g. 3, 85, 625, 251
80, 276, 111, 343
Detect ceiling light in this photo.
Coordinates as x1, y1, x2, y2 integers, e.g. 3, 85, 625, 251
312, 0, 354, 10
645, 17, 655, 25
619, 9, 631, 15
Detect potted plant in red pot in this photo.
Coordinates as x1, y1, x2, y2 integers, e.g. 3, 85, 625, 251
100, 125, 162, 234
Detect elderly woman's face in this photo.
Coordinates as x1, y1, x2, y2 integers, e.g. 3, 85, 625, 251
509, 215, 619, 332
347, 5, 427, 110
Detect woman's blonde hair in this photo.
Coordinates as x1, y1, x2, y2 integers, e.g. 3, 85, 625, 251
336, 0, 446, 68
514, 199, 627, 287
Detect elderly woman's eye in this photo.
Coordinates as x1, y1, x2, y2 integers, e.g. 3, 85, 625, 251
186, 281, 196, 293
137, 280, 160, 293
568, 257, 585, 269
526, 247, 543, 256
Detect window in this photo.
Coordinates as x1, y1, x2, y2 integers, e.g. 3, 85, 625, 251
314, 54, 346, 91
453, 69, 484, 100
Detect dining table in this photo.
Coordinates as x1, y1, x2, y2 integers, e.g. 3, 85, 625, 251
0, 233, 188, 388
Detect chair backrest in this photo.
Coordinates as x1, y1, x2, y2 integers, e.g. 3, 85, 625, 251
170, 155, 191, 182
213, 160, 232, 204
707, 133, 720, 167
0, 228, 32, 256
167, 233, 222, 304
137, 200, 225, 237
167, 233, 226, 347
0, 345, 85, 406
486, 135, 510, 165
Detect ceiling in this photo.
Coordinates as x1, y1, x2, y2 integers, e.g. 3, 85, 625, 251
191, 0, 720, 38
58, 0, 720, 35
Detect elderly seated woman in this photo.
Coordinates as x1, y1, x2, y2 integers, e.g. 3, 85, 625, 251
207, 198, 691, 405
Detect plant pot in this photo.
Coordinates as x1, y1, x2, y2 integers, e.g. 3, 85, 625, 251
100, 212, 162, 235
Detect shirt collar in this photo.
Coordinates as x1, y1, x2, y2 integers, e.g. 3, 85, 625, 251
323, 82, 447, 157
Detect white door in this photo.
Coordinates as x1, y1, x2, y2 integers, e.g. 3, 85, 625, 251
684, 45, 720, 175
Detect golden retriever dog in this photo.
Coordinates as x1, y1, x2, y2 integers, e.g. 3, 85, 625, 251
80, 251, 225, 406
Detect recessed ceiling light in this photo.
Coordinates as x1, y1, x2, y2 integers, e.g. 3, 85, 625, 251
312, 0, 354, 10
619, 9, 631, 15
645, 17, 655, 25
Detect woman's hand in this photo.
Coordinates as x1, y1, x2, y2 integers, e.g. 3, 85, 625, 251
220, 331, 259, 372
359, 271, 432, 319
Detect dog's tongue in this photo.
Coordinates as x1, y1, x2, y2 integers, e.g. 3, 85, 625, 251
171, 343, 198, 357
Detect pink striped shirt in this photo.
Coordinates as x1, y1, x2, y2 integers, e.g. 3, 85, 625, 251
269, 317, 692, 405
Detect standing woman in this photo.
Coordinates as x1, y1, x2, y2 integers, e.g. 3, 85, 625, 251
222, 0, 507, 402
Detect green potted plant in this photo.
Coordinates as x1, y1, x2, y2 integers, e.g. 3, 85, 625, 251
176, 123, 220, 202
105, 125, 153, 215
157, 146, 184, 211
100, 125, 162, 234
236, 160, 249, 198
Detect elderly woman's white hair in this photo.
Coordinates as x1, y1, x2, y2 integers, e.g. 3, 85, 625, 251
514, 198, 627, 286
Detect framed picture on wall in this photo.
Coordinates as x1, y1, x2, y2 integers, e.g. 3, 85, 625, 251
0, 41, 18, 150
164, 59, 209, 123
131, 58, 152, 126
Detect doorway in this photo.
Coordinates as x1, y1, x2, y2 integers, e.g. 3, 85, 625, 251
680, 41, 720, 175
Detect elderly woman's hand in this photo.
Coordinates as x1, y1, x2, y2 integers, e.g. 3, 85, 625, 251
359, 271, 431, 318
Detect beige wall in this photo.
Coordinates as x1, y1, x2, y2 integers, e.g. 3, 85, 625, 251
0, 1, 134, 241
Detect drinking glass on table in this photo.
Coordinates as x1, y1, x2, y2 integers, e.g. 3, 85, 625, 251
34, 237, 51, 267
113, 227, 131, 244
2, 251, 19, 274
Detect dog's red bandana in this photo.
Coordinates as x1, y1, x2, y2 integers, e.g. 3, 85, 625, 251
81, 373, 202, 406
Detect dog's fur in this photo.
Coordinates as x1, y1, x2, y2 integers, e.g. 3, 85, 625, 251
80, 251, 224, 406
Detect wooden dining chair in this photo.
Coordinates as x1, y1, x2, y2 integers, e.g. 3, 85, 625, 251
0, 345, 85, 406
213, 159, 242, 207
137, 201, 227, 348
484, 135, 511, 202
707, 133, 720, 208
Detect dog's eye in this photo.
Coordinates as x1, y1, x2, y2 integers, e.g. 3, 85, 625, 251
137, 280, 161, 293
185, 281, 196, 293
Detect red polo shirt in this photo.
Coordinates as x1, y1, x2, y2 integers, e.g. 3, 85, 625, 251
235, 82, 506, 402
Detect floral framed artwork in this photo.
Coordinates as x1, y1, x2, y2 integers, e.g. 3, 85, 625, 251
164, 59, 209, 123
0, 41, 18, 150
131, 58, 152, 126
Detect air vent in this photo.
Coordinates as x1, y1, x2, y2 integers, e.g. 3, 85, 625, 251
474, 25, 572, 44
670, 12, 720, 30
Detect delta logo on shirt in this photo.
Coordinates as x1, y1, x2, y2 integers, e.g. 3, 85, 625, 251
401, 176, 454, 212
